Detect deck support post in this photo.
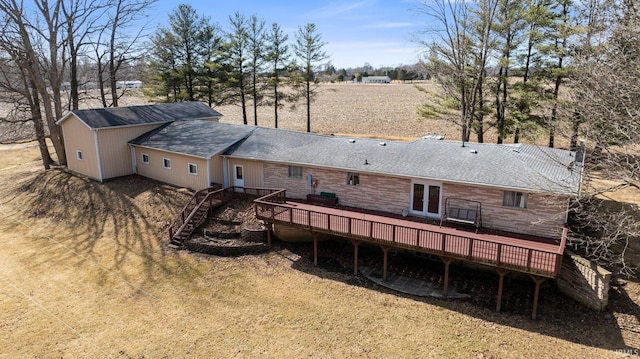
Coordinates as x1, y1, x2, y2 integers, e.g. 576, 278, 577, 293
313, 234, 318, 266
266, 223, 273, 248
439, 257, 453, 297
530, 276, 548, 320
380, 246, 391, 282
351, 240, 361, 275
495, 269, 510, 312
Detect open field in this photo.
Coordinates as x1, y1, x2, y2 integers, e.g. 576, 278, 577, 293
1, 82, 569, 147
1, 144, 639, 358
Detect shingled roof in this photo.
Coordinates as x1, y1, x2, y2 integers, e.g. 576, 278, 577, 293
129, 120, 255, 159
224, 127, 582, 195
56, 102, 222, 129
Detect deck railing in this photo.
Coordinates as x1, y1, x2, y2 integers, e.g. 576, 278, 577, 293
255, 190, 567, 278
169, 186, 284, 242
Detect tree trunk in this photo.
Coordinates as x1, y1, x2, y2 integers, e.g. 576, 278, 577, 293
306, 79, 311, 132
28, 82, 53, 169
253, 69, 258, 126
240, 76, 248, 125
274, 81, 279, 128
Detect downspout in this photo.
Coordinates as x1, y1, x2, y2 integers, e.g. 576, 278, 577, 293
206, 157, 211, 188
222, 156, 229, 188
94, 129, 104, 182
130, 145, 137, 174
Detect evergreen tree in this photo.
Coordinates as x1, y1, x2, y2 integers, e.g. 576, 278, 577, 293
293, 23, 328, 133
264, 22, 290, 128
247, 15, 266, 126
225, 12, 250, 125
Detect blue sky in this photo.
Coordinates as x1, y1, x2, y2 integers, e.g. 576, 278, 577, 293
147, 0, 425, 69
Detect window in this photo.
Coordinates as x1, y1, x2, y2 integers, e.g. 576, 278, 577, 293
163, 158, 171, 169
503, 191, 527, 208
188, 163, 197, 175
347, 172, 360, 186
76, 150, 83, 160
288, 165, 303, 178
142, 153, 149, 164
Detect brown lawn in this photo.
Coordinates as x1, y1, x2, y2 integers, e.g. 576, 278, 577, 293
0, 143, 637, 358
0, 84, 633, 357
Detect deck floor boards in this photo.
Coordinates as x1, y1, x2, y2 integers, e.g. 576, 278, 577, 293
256, 199, 565, 278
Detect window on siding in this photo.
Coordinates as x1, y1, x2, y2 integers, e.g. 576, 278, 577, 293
503, 191, 527, 208
76, 150, 83, 160
142, 153, 149, 164
188, 163, 197, 175
288, 165, 303, 178
163, 158, 171, 169
347, 172, 360, 186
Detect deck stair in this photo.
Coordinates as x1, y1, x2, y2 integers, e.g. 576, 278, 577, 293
168, 186, 229, 247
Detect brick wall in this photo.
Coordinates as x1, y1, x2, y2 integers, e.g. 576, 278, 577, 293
556, 250, 611, 311
263, 162, 569, 239
263, 162, 410, 215
443, 183, 569, 239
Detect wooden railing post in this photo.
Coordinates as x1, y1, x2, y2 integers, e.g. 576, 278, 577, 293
496, 244, 503, 265
441, 233, 446, 253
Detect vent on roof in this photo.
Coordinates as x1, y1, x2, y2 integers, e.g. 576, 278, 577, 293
422, 134, 445, 140
469, 149, 478, 154
160, 128, 168, 134
348, 139, 356, 143
379, 142, 386, 146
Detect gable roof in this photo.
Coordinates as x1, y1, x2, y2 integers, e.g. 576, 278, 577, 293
129, 120, 255, 159
56, 102, 222, 129
225, 127, 582, 195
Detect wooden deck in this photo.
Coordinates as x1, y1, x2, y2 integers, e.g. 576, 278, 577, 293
255, 190, 567, 279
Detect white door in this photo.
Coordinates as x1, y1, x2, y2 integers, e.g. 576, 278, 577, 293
233, 165, 244, 188
410, 182, 441, 217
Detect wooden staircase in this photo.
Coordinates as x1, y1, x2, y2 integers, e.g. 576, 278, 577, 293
168, 186, 229, 248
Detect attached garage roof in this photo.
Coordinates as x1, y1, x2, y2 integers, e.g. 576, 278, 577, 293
225, 127, 583, 195
129, 120, 255, 159
57, 102, 222, 129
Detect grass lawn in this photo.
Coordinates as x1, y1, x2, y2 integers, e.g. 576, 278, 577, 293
0, 149, 636, 357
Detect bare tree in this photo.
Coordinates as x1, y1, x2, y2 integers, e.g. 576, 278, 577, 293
0, 0, 67, 165
568, 0, 640, 276
61, 0, 107, 110
104, 0, 156, 107
416, 0, 498, 143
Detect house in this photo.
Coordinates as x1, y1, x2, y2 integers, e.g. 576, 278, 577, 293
56, 102, 584, 318
361, 76, 391, 84
116, 80, 143, 89
55, 102, 222, 182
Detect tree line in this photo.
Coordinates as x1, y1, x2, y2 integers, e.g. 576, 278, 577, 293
0, 1, 329, 169
417, 0, 640, 275
144, 4, 328, 132
0, 0, 156, 168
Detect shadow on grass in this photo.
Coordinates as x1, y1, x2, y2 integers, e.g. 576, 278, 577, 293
5, 168, 199, 285
279, 238, 639, 353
